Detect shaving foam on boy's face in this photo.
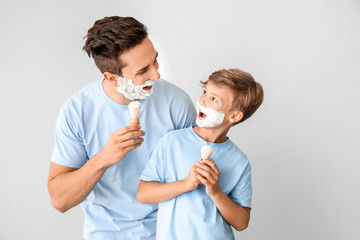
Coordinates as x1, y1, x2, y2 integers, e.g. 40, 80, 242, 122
196, 101, 225, 127
117, 76, 156, 100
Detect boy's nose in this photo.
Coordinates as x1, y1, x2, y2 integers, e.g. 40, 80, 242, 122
197, 97, 206, 107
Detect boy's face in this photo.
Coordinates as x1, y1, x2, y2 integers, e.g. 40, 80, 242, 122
120, 37, 160, 89
197, 80, 234, 125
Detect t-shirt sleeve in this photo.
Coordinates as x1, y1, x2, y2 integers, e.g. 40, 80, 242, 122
174, 93, 197, 129
50, 104, 88, 168
228, 163, 252, 208
140, 135, 167, 183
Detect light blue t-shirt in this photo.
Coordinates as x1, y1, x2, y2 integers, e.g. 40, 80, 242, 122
50, 79, 196, 240
140, 127, 252, 240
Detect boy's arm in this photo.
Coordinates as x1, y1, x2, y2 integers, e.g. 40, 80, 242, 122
196, 160, 251, 231
137, 161, 203, 204
209, 190, 251, 231
137, 180, 187, 204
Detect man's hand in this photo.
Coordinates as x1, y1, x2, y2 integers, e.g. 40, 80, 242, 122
196, 159, 221, 197
96, 125, 145, 168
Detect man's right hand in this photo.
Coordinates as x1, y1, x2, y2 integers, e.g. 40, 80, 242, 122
48, 125, 145, 213
97, 125, 145, 168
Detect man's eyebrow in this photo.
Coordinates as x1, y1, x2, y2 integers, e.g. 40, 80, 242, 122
136, 52, 158, 74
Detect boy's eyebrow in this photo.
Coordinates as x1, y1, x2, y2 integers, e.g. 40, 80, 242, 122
136, 52, 158, 74
210, 91, 220, 99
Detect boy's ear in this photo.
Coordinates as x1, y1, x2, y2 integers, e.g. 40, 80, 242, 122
104, 72, 119, 86
229, 111, 244, 124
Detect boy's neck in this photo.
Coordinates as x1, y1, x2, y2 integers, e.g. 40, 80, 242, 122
193, 126, 230, 143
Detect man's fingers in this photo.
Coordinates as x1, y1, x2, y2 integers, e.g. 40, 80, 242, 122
122, 142, 142, 154
114, 125, 143, 136
121, 137, 144, 148
115, 130, 145, 143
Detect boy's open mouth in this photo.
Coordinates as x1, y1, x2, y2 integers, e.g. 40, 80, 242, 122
198, 111, 207, 120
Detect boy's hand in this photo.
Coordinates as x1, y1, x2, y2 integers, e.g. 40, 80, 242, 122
184, 162, 204, 191
196, 159, 221, 197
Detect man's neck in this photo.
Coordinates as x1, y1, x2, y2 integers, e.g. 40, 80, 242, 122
102, 79, 132, 105
193, 126, 230, 143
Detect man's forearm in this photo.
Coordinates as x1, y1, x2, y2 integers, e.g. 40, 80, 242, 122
48, 154, 108, 213
137, 180, 188, 204
210, 191, 251, 231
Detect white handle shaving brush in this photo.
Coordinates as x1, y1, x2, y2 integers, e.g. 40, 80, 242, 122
201, 145, 213, 160
128, 101, 141, 125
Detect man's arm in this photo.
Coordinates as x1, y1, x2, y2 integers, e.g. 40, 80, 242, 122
137, 161, 203, 204
48, 125, 145, 213
196, 160, 251, 231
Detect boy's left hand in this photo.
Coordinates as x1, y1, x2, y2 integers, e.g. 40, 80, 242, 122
196, 159, 221, 197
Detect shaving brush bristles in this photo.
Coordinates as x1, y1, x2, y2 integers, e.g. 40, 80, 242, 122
128, 101, 141, 124
201, 145, 213, 160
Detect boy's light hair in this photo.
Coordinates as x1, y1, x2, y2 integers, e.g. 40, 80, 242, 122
201, 68, 264, 124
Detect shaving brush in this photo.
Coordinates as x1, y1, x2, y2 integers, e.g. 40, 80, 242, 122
128, 101, 141, 125
201, 145, 213, 160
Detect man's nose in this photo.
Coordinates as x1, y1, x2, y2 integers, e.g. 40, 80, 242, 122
149, 66, 160, 80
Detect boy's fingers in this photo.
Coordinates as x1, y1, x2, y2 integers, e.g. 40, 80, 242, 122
196, 175, 207, 185
203, 159, 220, 175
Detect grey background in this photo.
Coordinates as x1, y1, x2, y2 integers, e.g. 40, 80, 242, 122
1, 0, 359, 239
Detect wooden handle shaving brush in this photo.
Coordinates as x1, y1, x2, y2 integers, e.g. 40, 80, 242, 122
128, 101, 141, 125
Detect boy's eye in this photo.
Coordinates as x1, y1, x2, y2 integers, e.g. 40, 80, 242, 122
203, 89, 207, 94
212, 97, 217, 102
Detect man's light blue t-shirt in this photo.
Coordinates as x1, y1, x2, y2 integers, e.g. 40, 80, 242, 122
50, 79, 196, 240
140, 127, 252, 240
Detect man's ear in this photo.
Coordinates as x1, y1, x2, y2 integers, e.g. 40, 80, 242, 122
103, 72, 119, 86
229, 111, 244, 124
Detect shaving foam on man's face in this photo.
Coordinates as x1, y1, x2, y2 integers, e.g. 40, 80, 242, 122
196, 101, 225, 127
117, 76, 156, 100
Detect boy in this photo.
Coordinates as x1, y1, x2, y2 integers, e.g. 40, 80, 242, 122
137, 68, 264, 239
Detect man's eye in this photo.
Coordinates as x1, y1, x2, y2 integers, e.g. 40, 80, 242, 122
139, 69, 147, 75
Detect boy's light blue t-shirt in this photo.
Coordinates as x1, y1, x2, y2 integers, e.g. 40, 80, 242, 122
140, 127, 252, 240
50, 79, 196, 240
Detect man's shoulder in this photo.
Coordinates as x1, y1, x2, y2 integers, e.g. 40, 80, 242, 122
159, 127, 192, 143
61, 80, 101, 110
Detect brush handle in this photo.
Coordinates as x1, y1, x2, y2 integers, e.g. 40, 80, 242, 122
130, 119, 140, 125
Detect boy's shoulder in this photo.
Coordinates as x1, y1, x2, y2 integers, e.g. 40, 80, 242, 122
225, 140, 250, 164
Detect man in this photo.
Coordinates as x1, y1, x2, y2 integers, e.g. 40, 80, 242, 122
47, 16, 196, 240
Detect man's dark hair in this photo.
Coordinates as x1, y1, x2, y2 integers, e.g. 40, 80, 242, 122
83, 16, 148, 75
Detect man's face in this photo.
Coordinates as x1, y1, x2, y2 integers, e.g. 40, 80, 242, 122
120, 37, 160, 90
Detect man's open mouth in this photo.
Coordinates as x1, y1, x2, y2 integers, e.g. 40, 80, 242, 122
142, 85, 153, 91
